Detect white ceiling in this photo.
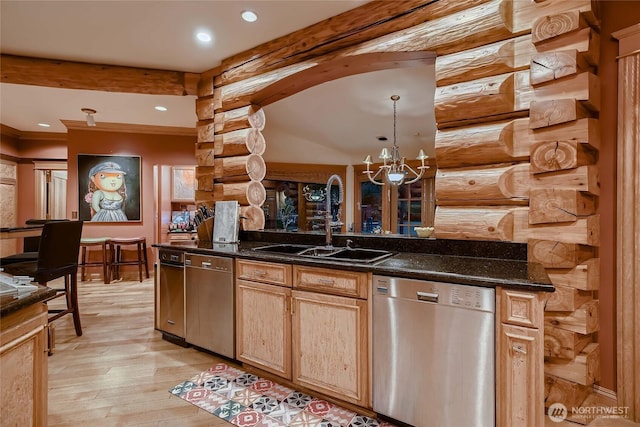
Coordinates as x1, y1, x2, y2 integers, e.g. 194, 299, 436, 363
0, 0, 436, 161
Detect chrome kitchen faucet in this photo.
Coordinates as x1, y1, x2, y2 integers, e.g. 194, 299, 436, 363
325, 174, 343, 248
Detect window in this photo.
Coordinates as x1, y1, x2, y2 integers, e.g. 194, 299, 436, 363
354, 162, 435, 236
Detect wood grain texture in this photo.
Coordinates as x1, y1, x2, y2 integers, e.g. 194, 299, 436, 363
235, 279, 292, 380
435, 119, 530, 168
213, 105, 265, 133
531, 10, 591, 45
213, 181, 266, 206
545, 258, 599, 291
529, 188, 596, 224
0, 54, 199, 96
213, 154, 266, 183
513, 209, 599, 246
545, 342, 600, 386
530, 140, 597, 174
529, 98, 591, 129
544, 285, 592, 312
527, 239, 594, 269
436, 35, 535, 86
536, 27, 600, 66
544, 374, 592, 409
216, 0, 488, 86
291, 290, 368, 406
46, 278, 231, 426
434, 206, 515, 241
436, 163, 530, 205
498, 323, 544, 427
545, 300, 599, 335
530, 49, 592, 86
214, 128, 266, 158
195, 166, 214, 192
240, 205, 266, 231
614, 45, 640, 423
544, 327, 592, 360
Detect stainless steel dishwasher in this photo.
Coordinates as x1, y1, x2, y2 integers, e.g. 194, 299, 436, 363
372, 275, 495, 427
184, 253, 234, 358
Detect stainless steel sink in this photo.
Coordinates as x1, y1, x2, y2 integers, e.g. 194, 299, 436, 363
297, 247, 341, 257
252, 243, 394, 264
299, 247, 393, 263
324, 248, 394, 263
251, 244, 313, 254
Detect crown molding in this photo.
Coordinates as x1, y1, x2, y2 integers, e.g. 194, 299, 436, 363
61, 120, 196, 136
1, 123, 67, 141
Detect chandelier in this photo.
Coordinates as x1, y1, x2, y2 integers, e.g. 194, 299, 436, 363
363, 95, 428, 186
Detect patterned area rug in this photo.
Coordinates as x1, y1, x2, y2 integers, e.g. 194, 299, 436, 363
170, 362, 396, 427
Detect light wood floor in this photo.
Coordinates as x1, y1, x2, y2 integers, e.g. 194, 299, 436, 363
46, 275, 638, 427
47, 276, 233, 426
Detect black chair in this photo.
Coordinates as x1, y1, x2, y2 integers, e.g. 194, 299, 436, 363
3, 221, 84, 336
0, 219, 69, 266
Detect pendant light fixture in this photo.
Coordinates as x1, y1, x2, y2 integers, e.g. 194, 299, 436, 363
362, 95, 428, 186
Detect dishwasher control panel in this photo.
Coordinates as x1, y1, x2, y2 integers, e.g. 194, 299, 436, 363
372, 275, 494, 312
185, 253, 233, 272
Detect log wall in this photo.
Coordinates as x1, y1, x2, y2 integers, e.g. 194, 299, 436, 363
197, 0, 601, 420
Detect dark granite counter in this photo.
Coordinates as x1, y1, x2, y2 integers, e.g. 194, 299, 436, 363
0, 285, 56, 317
153, 231, 554, 292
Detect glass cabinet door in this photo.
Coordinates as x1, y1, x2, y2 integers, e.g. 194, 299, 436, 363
396, 180, 423, 236
360, 181, 383, 233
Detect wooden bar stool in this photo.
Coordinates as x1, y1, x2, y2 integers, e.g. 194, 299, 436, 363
108, 237, 149, 282
79, 237, 112, 284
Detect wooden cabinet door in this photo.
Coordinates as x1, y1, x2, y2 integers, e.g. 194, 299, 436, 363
236, 279, 292, 379
497, 323, 544, 427
0, 304, 48, 427
291, 290, 368, 407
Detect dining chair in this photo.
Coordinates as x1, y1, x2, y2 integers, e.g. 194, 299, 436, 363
2, 221, 84, 336
0, 219, 69, 266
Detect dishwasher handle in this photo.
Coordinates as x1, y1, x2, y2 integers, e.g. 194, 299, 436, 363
417, 291, 439, 303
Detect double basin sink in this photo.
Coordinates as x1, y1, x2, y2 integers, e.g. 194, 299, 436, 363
252, 243, 394, 264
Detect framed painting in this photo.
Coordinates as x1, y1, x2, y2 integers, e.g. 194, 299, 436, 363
78, 154, 141, 222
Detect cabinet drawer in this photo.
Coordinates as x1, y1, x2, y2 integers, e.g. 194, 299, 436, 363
236, 259, 292, 286
500, 289, 544, 329
293, 265, 369, 299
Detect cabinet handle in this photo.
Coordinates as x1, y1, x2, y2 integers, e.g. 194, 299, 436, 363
317, 278, 335, 285
253, 270, 267, 276
202, 262, 212, 269
167, 320, 175, 325
512, 344, 527, 355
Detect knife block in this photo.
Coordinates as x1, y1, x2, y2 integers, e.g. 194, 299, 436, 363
196, 217, 214, 243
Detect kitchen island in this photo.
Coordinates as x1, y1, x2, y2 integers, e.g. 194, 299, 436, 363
153, 231, 554, 426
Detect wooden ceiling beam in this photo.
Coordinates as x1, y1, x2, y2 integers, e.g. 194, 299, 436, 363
0, 54, 200, 96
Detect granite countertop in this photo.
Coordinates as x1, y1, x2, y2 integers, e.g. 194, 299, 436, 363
154, 231, 554, 292
0, 285, 56, 317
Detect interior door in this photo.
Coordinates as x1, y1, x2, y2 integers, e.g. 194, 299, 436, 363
34, 165, 67, 220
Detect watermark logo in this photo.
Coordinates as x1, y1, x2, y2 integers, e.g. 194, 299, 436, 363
548, 403, 568, 423
547, 402, 630, 423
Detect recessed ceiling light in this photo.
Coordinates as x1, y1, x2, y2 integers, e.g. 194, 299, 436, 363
196, 31, 212, 43
37, 123, 51, 128
241, 10, 258, 22
154, 105, 168, 112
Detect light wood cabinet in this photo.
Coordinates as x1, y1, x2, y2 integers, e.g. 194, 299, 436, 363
235, 261, 292, 379
0, 303, 49, 427
291, 290, 368, 407
496, 287, 545, 427
235, 260, 370, 408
